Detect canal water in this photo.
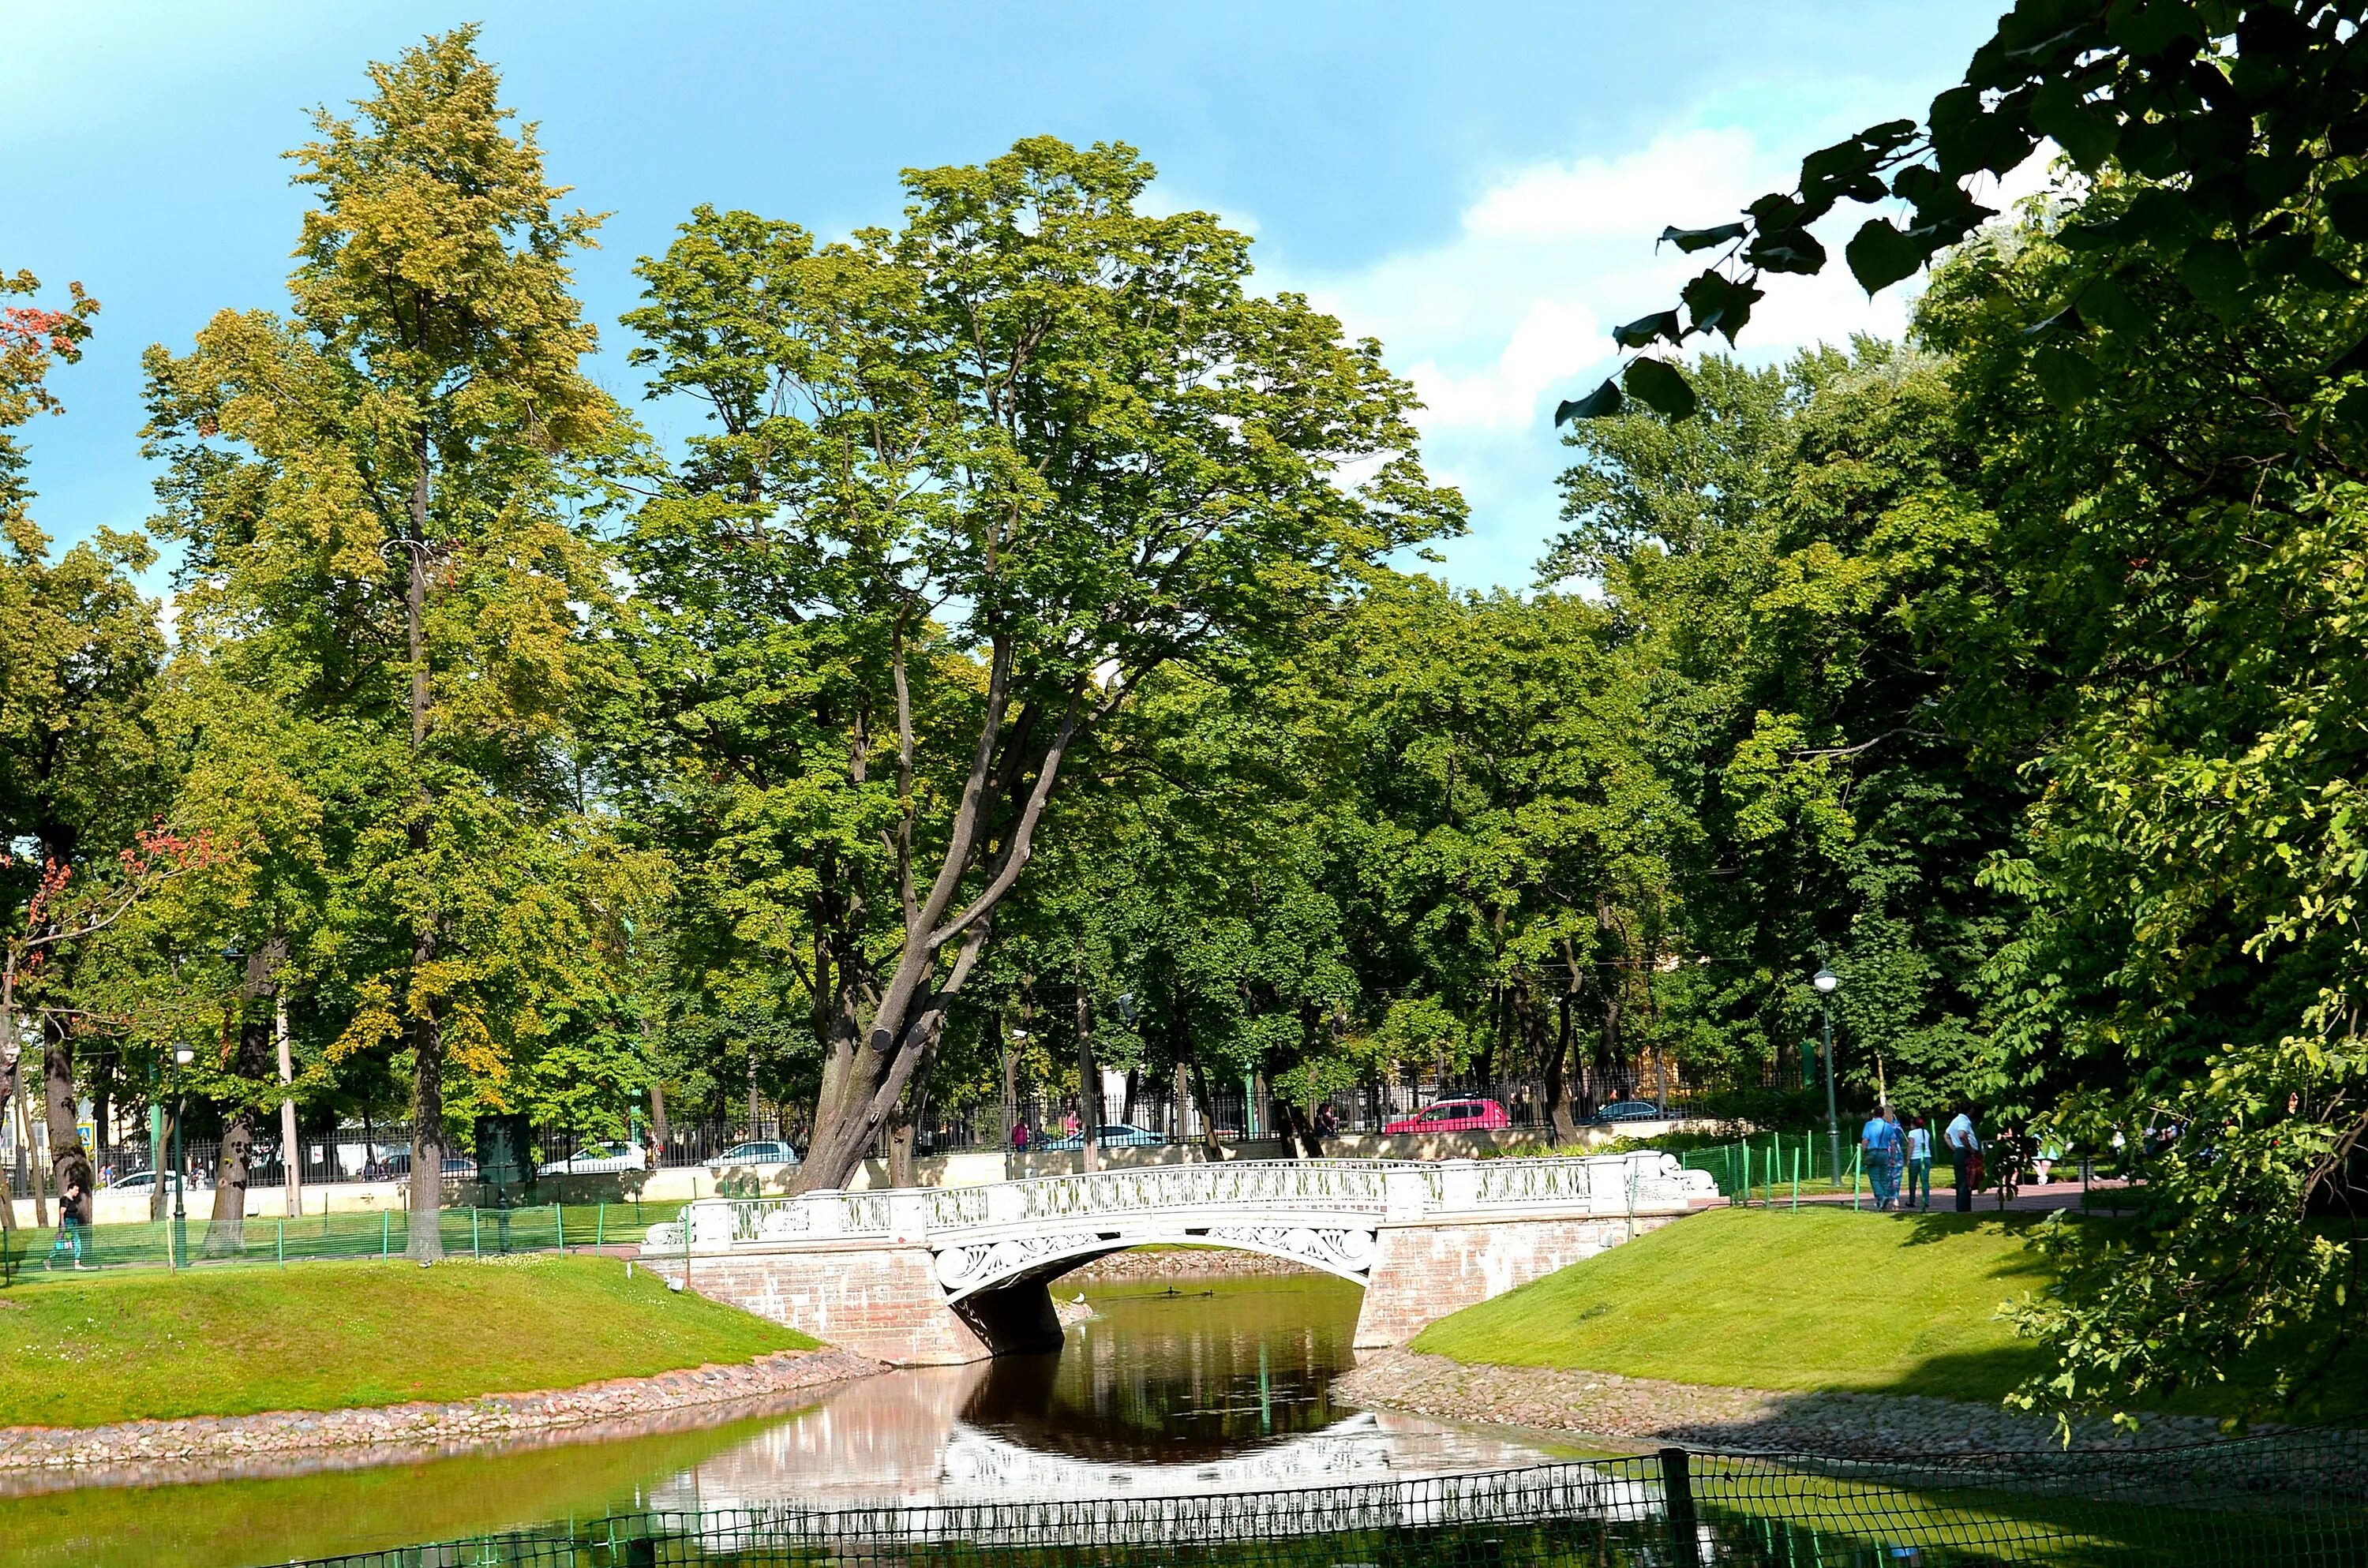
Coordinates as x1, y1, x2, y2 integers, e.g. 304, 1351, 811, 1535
0, 1272, 1568, 1568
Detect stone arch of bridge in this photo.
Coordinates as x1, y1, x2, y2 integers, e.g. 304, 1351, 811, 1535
935, 1221, 1381, 1306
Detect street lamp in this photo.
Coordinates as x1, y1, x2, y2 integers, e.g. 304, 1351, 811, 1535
1812, 968, 1841, 1183
171, 1047, 194, 1233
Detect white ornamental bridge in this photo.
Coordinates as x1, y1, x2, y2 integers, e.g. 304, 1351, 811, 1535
644, 1154, 1718, 1364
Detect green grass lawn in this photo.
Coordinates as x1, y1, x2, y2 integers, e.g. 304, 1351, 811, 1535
1413, 1207, 2051, 1402
0, 1253, 815, 1428
1411, 1206, 2368, 1421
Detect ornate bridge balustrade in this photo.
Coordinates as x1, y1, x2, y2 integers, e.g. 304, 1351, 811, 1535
643, 1154, 1716, 1364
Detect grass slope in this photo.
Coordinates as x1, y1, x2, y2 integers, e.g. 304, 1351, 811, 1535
0, 1254, 815, 1428
1412, 1207, 2051, 1401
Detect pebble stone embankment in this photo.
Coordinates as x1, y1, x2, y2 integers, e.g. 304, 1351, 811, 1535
1337, 1349, 2256, 1457
0, 1346, 882, 1473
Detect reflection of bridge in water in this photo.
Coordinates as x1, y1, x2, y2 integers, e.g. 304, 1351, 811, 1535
646, 1357, 1572, 1514
646, 1155, 1717, 1363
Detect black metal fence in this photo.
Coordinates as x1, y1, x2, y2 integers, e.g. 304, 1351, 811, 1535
5, 1061, 1785, 1198
6, 1117, 785, 1199
274, 1436, 2368, 1568
915, 1066, 1772, 1154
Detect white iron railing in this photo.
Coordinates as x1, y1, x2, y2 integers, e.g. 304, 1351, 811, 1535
652, 1154, 1713, 1257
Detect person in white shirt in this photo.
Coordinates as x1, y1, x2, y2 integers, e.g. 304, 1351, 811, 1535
1905, 1115, 1935, 1211
1944, 1106, 1981, 1212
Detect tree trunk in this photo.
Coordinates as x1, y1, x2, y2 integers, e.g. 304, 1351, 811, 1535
648, 1076, 670, 1158
1075, 985, 1100, 1173
207, 949, 281, 1255
1546, 984, 1579, 1143
995, 1012, 1017, 1149
403, 443, 447, 1263
276, 993, 302, 1218
405, 992, 445, 1260
39, 1020, 81, 1229
1186, 1048, 1222, 1158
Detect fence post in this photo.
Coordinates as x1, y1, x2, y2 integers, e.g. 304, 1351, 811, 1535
473, 1209, 481, 1259
1790, 1145, 1800, 1212
1659, 1446, 1703, 1568
380, 1210, 391, 1259
1853, 1145, 1863, 1211
596, 1203, 605, 1249
553, 1202, 564, 1254
277, 1218, 285, 1267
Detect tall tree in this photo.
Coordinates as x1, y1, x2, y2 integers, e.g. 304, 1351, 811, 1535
144, 28, 621, 1257
0, 269, 172, 1229
624, 140, 1462, 1191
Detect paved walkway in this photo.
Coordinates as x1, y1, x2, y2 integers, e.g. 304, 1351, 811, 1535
1736, 1177, 2137, 1215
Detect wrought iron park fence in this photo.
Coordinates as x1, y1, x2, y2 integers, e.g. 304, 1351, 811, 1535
0, 1198, 687, 1278
6, 1117, 787, 1200
916, 1065, 1785, 1154
268, 1438, 2368, 1568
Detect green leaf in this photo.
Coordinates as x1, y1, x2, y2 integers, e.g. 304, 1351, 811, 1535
1680, 270, 1764, 345
1658, 223, 1748, 254
2032, 343, 2105, 409
2327, 178, 2368, 245
1845, 219, 1929, 294
2030, 80, 2119, 172
2177, 238, 2250, 316
1553, 379, 1624, 425
1748, 228, 1828, 275
1611, 311, 1682, 350
2081, 274, 2147, 335
1622, 357, 1699, 421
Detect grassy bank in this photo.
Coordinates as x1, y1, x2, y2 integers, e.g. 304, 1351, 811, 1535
1413, 1207, 2051, 1402
0, 1254, 815, 1428
1410, 1207, 2368, 1421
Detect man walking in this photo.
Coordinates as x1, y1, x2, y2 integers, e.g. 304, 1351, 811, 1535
1905, 1114, 1934, 1211
1860, 1106, 1902, 1211
1945, 1105, 1981, 1212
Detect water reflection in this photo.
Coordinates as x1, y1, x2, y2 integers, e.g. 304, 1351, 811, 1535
659, 1276, 1557, 1510
0, 1273, 1562, 1568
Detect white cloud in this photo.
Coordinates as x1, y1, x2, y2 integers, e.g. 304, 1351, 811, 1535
1232, 127, 2051, 587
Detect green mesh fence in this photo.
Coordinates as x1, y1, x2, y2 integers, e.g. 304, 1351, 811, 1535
0, 1199, 685, 1276
272, 1431, 2368, 1568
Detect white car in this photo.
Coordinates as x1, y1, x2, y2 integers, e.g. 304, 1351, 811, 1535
707, 1140, 799, 1168
107, 1169, 209, 1193
536, 1140, 648, 1177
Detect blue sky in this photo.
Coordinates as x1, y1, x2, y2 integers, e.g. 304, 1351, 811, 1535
6, 1, 2010, 593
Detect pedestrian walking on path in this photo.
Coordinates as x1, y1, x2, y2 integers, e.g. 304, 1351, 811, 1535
1905, 1114, 1933, 1211
1861, 1106, 1902, 1211
1946, 1105, 1982, 1212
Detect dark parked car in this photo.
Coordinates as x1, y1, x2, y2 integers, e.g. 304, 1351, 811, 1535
1591, 1100, 1665, 1124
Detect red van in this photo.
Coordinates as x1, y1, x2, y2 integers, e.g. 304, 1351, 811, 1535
1382, 1098, 1512, 1135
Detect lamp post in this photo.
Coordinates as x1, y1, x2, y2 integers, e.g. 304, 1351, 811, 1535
1813, 967, 1841, 1183
171, 1046, 193, 1242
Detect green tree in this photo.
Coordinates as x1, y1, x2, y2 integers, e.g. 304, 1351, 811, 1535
1551, 346, 2018, 1121
1913, 183, 2368, 1419
621, 139, 1462, 1191
143, 28, 624, 1257
0, 270, 175, 1233
1564, 0, 2368, 422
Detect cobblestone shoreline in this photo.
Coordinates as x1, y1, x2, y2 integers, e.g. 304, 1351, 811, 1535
1336, 1349, 2251, 1457
0, 1346, 882, 1477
